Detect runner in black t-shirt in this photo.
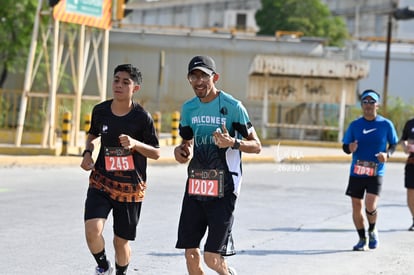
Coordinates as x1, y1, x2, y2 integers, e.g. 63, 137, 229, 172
400, 118, 414, 231
80, 64, 160, 275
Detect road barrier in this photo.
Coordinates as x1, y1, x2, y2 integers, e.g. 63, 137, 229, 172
84, 113, 91, 133
61, 111, 72, 156
153, 111, 161, 136
171, 111, 180, 145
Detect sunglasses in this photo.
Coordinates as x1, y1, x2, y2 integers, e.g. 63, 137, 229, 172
362, 99, 376, 105
188, 74, 214, 83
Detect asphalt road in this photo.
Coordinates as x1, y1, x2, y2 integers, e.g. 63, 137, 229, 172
0, 162, 413, 275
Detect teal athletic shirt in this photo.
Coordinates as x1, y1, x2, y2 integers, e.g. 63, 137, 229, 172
179, 91, 254, 197
342, 115, 398, 177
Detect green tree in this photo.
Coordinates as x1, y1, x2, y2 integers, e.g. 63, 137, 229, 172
255, 0, 349, 47
379, 97, 414, 135
0, 0, 37, 88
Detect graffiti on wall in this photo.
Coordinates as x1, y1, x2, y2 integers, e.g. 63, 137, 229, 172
268, 85, 297, 99
305, 84, 329, 96
248, 75, 356, 104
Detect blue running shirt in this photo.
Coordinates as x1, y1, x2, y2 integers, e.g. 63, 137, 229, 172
342, 115, 398, 177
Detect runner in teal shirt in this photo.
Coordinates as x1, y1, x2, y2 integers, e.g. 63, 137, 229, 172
173, 55, 262, 275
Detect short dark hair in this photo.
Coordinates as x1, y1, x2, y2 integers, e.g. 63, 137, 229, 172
114, 64, 142, 84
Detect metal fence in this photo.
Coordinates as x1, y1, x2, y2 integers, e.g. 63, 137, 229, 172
0, 88, 99, 132
0, 88, 364, 143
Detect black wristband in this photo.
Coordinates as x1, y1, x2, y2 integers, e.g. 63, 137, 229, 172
232, 138, 241, 150
82, 149, 92, 157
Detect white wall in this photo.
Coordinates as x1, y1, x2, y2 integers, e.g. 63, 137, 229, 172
358, 42, 414, 103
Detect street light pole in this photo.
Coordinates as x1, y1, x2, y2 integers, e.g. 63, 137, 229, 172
382, 13, 392, 116
382, 6, 414, 116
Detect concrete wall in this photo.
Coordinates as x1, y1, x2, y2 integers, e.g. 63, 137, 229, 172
358, 41, 414, 103
105, 30, 326, 116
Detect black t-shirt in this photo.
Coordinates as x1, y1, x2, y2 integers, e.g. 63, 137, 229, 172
401, 118, 414, 158
88, 100, 159, 183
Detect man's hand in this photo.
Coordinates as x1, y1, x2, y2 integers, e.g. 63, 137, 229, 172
375, 152, 388, 163
174, 143, 192, 163
212, 124, 234, 148
80, 153, 94, 171
404, 143, 414, 154
349, 140, 358, 153
119, 134, 137, 150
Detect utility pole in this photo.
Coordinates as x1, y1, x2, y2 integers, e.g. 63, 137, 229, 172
382, 6, 414, 115
382, 13, 392, 116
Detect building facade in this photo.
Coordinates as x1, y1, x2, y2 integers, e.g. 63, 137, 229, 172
122, 0, 414, 103
3, 0, 413, 142
126, 0, 261, 33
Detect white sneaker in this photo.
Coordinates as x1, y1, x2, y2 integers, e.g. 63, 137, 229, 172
228, 266, 238, 275
94, 260, 113, 275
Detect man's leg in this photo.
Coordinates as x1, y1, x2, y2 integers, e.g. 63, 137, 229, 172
365, 193, 379, 226
204, 251, 231, 275
185, 248, 204, 275
351, 197, 365, 230
407, 188, 414, 230
365, 193, 379, 249
351, 197, 368, 250
85, 218, 111, 271
85, 218, 106, 253
407, 188, 414, 217
113, 235, 130, 273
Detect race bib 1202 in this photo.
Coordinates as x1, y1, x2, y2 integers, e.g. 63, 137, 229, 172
188, 169, 224, 198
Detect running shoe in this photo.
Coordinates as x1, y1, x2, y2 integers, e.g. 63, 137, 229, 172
408, 223, 414, 231
95, 260, 113, 275
368, 229, 379, 249
353, 238, 368, 251
228, 266, 238, 275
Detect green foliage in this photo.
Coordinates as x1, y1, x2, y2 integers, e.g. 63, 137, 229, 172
379, 97, 414, 136
255, 0, 349, 47
0, 0, 37, 87
0, 95, 9, 127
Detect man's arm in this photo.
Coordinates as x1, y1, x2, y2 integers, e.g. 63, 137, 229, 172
119, 134, 160, 160
342, 144, 351, 154
213, 124, 261, 154
236, 130, 261, 154
80, 133, 98, 171
343, 140, 358, 154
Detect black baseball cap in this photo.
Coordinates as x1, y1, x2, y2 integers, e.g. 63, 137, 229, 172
188, 55, 216, 75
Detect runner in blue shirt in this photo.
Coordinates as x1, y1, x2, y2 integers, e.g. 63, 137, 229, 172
342, 89, 398, 251
174, 55, 262, 275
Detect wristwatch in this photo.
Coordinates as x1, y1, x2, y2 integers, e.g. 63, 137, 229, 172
82, 149, 93, 157
232, 138, 241, 150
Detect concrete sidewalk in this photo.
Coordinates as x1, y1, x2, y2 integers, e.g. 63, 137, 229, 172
0, 141, 407, 166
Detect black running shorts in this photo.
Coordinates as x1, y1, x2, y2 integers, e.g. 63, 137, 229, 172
345, 176, 383, 199
84, 187, 142, 240
405, 164, 414, 189
175, 193, 237, 256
